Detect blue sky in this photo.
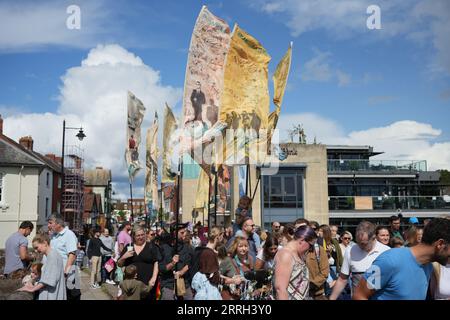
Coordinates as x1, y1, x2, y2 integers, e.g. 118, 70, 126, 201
1, 0, 449, 198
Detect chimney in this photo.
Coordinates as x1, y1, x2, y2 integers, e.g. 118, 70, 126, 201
46, 153, 56, 161
19, 136, 34, 151
0, 114, 3, 134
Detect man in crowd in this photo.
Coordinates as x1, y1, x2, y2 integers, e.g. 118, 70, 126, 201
271, 221, 281, 235
329, 221, 390, 300
3, 221, 34, 277
47, 214, 81, 300
227, 217, 261, 262
389, 215, 404, 242
330, 225, 340, 241
159, 223, 194, 300
354, 217, 450, 300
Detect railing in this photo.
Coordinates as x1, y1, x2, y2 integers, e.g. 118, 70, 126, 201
329, 195, 450, 210
328, 160, 427, 172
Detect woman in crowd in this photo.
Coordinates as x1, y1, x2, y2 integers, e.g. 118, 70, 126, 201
223, 226, 234, 243
117, 225, 160, 300
278, 224, 294, 247
317, 225, 342, 297
404, 226, 420, 247
339, 231, 354, 253
219, 236, 252, 300
273, 225, 317, 300
87, 227, 113, 289
191, 227, 224, 300
18, 233, 66, 300
375, 226, 390, 246
255, 234, 279, 271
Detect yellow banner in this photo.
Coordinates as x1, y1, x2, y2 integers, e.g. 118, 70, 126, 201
220, 25, 271, 130
162, 103, 178, 184
268, 43, 292, 148
145, 114, 159, 211
194, 167, 211, 211
218, 25, 271, 165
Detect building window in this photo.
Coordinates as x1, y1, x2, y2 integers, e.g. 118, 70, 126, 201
46, 172, 50, 187
45, 198, 49, 217
58, 177, 61, 189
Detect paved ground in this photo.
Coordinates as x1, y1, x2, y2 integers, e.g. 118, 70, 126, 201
79, 269, 118, 300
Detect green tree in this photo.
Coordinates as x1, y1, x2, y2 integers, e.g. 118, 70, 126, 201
438, 169, 450, 184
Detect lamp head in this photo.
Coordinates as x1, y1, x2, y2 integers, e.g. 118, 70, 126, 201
76, 128, 86, 141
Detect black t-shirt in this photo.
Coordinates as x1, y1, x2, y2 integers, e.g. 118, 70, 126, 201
120, 242, 161, 284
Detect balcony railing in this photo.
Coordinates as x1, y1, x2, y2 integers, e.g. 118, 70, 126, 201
328, 160, 427, 172
329, 195, 450, 210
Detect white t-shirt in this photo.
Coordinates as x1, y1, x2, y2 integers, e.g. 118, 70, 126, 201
435, 263, 450, 300
341, 240, 390, 288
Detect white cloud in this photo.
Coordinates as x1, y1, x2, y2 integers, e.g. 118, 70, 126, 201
0, 1, 115, 52
0, 105, 30, 117
277, 114, 450, 170
277, 112, 346, 144
4, 44, 182, 199
362, 72, 383, 84
255, 0, 450, 76
301, 49, 333, 82
301, 49, 351, 86
336, 69, 351, 87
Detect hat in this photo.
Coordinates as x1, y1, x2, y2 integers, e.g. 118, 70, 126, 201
408, 217, 419, 224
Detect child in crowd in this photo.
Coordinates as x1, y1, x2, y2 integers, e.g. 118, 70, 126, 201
118, 265, 152, 300
76, 245, 85, 270
21, 263, 43, 300
22, 263, 43, 286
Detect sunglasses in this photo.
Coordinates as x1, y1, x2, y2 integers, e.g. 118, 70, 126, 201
342, 237, 350, 240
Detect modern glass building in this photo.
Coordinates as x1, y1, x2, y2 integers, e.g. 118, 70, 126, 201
327, 145, 450, 230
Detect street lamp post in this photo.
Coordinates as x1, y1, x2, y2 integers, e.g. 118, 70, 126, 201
61, 119, 86, 219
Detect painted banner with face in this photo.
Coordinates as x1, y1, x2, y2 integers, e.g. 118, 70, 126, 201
125, 91, 146, 181
181, 5, 231, 166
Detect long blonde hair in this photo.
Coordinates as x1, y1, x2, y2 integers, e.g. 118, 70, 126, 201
227, 236, 248, 258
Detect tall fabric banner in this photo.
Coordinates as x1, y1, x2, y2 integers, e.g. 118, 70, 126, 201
125, 91, 146, 181
145, 113, 159, 214
219, 24, 271, 165
162, 103, 178, 184
268, 43, 292, 147
181, 5, 231, 165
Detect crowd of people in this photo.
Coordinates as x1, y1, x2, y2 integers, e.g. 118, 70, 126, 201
1, 201, 449, 300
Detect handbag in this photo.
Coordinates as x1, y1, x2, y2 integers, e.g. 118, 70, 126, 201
104, 258, 115, 273
175, 277, 186, 297
115, 267, 124, 283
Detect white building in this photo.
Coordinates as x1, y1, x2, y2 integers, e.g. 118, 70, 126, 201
0, 117, 62, 248
0, 133, 43, 248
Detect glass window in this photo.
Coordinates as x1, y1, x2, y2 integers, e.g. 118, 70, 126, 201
271, 177, 282, 195
46, 172, 50, 187
45, 198, 49, 217
284, 176, 295, 195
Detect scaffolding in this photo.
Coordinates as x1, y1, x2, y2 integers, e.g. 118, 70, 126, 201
62, 145, 84, 230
